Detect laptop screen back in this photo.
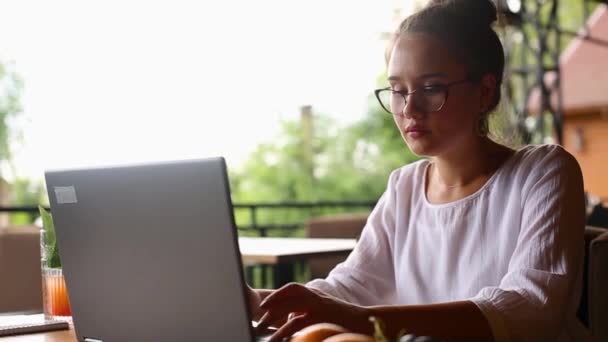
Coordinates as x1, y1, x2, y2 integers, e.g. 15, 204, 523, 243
45, 158, 254, 341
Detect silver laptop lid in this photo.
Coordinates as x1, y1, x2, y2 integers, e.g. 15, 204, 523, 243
45, 157, 254, 342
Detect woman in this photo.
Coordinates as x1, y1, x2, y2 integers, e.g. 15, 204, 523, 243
249, 0, 591, 340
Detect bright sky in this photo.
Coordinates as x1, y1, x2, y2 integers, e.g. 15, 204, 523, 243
0, 0, 409, 181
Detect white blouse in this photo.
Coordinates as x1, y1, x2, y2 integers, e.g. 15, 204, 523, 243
307, 144, 593, 341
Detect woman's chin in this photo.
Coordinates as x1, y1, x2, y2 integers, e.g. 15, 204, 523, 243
404, 138, 435, 157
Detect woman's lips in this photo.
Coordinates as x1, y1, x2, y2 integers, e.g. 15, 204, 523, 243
404, 126, 430, 138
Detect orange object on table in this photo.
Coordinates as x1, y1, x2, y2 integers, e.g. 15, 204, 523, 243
42, 271, 71, 317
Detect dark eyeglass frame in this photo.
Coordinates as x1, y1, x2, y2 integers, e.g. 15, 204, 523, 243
374, 79, 471, 115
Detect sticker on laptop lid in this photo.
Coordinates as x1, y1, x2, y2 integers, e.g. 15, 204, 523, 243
54, 186, 78, 204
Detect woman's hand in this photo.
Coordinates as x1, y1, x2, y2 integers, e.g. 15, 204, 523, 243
247, 285, 263, 321
255, 283, 371, 342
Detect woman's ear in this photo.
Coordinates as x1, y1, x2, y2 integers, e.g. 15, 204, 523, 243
479, 73, 497, 113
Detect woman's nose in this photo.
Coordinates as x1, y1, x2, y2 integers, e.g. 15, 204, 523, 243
401, 97, 424, 119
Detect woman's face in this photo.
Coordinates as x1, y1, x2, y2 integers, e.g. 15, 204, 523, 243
387, 33, 484, 157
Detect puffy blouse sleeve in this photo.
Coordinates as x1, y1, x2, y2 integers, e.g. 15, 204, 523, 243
306, 170, 400, 306
470, 146, 587, 341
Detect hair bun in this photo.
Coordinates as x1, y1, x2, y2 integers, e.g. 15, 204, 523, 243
426, 0, 498, 27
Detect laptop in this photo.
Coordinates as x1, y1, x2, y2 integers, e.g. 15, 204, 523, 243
45, 157, 272, 342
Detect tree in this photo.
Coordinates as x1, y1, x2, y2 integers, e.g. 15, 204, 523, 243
0, 60, 28, 225
229, 94, 420, 230
0, 60, 23, 163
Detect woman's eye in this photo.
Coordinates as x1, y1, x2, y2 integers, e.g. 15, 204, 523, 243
421, 85, 444, 94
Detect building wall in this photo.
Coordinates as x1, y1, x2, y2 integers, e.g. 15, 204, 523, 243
562, 111, 608, 202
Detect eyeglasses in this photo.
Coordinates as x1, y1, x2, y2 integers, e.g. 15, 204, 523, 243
374, 79, 470, 115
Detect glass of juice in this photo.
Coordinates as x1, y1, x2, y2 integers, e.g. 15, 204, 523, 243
41, 267, 72, 322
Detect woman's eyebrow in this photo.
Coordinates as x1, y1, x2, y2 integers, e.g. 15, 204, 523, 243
387, 73, 448, 82
418, 72, 448, 80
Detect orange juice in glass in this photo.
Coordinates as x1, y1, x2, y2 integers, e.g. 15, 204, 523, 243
42, 267, 72, 321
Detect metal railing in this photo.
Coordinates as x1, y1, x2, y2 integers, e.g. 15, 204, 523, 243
0, 200, 376, 235
232, 201, 376, 236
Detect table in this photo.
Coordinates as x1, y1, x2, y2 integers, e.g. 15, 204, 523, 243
1, 329, 74, 341
239, 237, 356, 264
239, 237, 357, 288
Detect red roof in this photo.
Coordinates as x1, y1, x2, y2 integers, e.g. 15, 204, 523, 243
527, 4, 608, 115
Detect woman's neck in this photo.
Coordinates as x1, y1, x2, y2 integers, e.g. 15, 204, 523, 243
430, 137, 505, 188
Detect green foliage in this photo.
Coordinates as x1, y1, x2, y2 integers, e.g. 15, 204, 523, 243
39, 205, 61, 268
370, 316, 411, 342
371, 316, 390, 342
10, 178, 45, 224
1, 61, 43, 225
0, 60, 29, 223
0, 60, 23, 162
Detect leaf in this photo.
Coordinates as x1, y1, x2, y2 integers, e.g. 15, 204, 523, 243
49, 245, 62, 269
39, 206, 55, 248
39, 205, 61, 268
369, 316, 390, 342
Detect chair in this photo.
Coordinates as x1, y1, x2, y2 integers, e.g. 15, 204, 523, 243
305, 213, 368, 279
585, 226, 608, 340
0, 225, 43, 313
